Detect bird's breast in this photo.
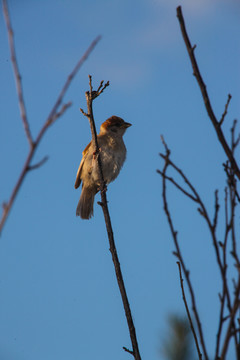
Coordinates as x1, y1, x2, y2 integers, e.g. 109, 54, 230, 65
100, 144, 126, 183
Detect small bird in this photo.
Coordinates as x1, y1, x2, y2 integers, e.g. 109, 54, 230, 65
74, 115, 132, 219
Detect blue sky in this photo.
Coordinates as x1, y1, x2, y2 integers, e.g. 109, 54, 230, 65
0, 0, 240, 359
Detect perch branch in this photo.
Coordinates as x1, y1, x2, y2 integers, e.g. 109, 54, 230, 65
80, 76, 141, 360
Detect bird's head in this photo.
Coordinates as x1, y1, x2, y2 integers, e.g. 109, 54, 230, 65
100, 116, 132, 137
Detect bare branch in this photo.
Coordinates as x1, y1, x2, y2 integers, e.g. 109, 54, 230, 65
177, 262, 202, 360
0, 4, 101, 234
44, 37, 101, 128
80, 77, 142, 360
159, 140, 240, 359
176, 6, 240, 180
3, 0, 33, 147
171, 7, 240, 359
159, 145, 209, 360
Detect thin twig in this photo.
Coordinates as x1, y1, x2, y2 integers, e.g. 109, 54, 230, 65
213, 190, 220, 232
220, 94, 232, 126
80, 76, 141, 360
123, 347, 134, 355
27, 156, 49, 171
157, 168, 198, 202
0, 1, 101, 234
216, 187, 231, 357
177, 261, 202, 360
176, 6, 240, 180
47, 101, 72, 126
3, 0, 33, 147
220, 276, 240, 359
215, 285, 226, 359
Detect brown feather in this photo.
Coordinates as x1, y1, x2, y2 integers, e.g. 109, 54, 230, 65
74, 141, 92, 189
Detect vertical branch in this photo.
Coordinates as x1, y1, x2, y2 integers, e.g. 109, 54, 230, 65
176, 7, 240, 358
220, 276, 240, 359
80, 76, 142, 360
177, 261, 202, 360
176, 6, 240, 180
3, 0, 33, 147
215, 188, 229, 358
159, 142, 209, 360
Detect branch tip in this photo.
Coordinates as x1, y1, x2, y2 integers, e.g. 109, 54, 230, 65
27, 156, 49, 171
219, 94, 232, 126
123, 347, 134, 355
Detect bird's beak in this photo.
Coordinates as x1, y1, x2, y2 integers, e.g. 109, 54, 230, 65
123, 122, 132, 128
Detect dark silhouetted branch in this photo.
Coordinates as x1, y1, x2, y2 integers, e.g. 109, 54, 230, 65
220, 94, 232, 126
80, 76, 141, 360
157, 168, 198, 202
177, 261, 202, 360
176, 6, 240, 181
220, 276, 240, 359
158, 139, 209, 360
158, 136, 240, 359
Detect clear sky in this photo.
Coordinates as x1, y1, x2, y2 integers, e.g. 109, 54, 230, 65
0, 0, 240, 359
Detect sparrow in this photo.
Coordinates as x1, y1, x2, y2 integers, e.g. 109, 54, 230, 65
74, 115, 132, 219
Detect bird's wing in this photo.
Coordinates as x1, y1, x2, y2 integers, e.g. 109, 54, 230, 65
74, 141, 92, 189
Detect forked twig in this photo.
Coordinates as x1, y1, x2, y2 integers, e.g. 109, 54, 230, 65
175, 9, 240, 356
158, 141, 209, 360
158, 135, 240, 359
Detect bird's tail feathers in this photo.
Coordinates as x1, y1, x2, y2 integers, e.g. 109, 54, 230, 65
76, 186, 96, 219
